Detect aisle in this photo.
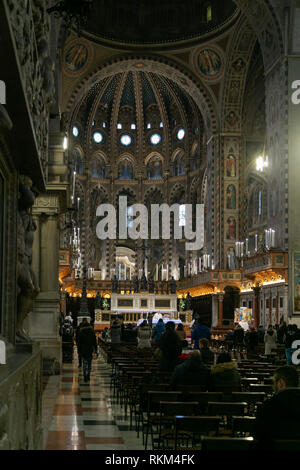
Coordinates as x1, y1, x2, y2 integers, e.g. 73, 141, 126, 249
42, 352, 144, 450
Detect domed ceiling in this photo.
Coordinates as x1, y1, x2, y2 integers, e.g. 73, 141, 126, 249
83, 0, 238, 45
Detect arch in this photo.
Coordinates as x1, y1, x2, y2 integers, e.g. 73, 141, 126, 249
170, 183, 186, 204
65, 56, 218, 136
71, 145, 84, 175
91, 155, 106, 178
117, 156, 135, 180
146, 154, 163, 180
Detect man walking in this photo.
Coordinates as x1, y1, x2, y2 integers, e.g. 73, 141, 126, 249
77, 317, 98, 382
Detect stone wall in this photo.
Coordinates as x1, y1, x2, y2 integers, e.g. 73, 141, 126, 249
0, 348, 42, 450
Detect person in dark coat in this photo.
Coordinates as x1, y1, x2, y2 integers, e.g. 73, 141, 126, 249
77, 318, 98, 382
191, 322, 211, 350
170, 350, 210, 390
244, 327, 259, 356
277, 321, 287, 344
158, 321, 182, 373
254, 366, 300, 448
233, 324, 244, 351
257, 325, 265, 344
209, 352, 241, 395
199, 338, 215, 364
110, 319, 121, 343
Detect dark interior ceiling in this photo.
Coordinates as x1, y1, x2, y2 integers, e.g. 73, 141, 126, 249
83, 0, 238, 45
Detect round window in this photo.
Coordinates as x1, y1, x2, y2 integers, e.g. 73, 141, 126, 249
150, 133, 161, 145
177, 128, 185, 140
72, 126, 79, 137
93, 132, 103, 143
120, 134, 132, 146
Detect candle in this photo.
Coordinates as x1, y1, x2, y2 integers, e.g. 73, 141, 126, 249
245, 238, 248, 253
77, 197, 80, 212
228, 254, 230, 269
255, 234, 258, 251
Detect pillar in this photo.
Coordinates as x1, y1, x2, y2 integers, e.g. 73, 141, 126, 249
252, 286, 261, 329
217, 293, 224, 327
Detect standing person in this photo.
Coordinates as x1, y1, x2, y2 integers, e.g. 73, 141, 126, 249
157, 321, 182, 373
277, 321, 287, 344
264, 325, 277, 359
191, 321, 211, 350
245, 327, 258, 356
137, 320, 152, 349
110, 318, 121, 344
152, 318, 165, 343
65, 311, 73, 324
233, 323, 244, 352
77, 318, 98, 382
257, 325, 265, 345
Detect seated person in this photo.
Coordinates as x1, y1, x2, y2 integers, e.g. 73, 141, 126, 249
254, 365, 300, 447
209, 352, 241, 393
175, 324, 187, 348
137, 320, 152, 349
199, 338, 214, 364
170, 350, 210, 390
158, 321, 182, 373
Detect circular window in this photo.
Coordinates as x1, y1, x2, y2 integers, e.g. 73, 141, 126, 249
177, 128, 185, 140
72, 126, 79, 137
93, 132, 103, 143
150, 133, 161, 145
120, 134, 132, 146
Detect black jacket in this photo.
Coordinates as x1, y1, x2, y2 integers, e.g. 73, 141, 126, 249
254, 388, 300, 444
78, 325, 97, 359
170, 358, 210, 389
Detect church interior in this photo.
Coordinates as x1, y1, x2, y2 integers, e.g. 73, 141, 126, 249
1, 0, 300, 452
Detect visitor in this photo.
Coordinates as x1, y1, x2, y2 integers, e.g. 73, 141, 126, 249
244, 327, 258, 356
233, 323, 244, 351
191, 321, 211, 350
277, 321, 287, 344
170, 350, 210, 390
199, 338, 214, 364
122, 323, 137, 343
110, 318, 121, 344
254, 366, 300, 447
65, 312, 73, 324
264, 325, 277, 359
77, 317, 98, 383
137, 320, 152, 349
257, 324, 265, 344
101, 327, 109, 340
157, 321, 182, 373
209, 352, 241, 394
152, 318, 166, 343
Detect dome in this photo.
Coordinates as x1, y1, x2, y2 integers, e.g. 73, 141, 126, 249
83, 0, 238, 46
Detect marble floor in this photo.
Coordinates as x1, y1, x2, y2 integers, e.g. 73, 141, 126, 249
42, 351, 144, 450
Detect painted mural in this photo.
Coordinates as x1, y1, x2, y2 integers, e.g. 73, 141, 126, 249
193, 45, 224, 82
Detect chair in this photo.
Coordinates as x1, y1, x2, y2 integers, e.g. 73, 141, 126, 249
182, 392, 223, 414
174, 416, 221, 450
144, 391, 182, 450
249, 384, 273, 394
201, 436, 255, 450
207, 402, 247, 430
230, 392, 266, 416
157, 401, 199, 450
232, 416, 256, 437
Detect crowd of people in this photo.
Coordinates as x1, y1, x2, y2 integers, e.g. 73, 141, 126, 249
226, 321, 300, 364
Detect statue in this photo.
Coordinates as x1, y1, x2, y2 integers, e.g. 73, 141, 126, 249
95, 291, 101, 309
112, 275, 118, 293
170, 276, 176, 294
148, 276, 154, 294
186, 292, 192, 310
16, 176, 40, 342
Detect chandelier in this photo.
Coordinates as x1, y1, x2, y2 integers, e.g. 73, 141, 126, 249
47, 0, 93, 36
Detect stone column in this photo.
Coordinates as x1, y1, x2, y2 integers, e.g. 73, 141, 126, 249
217, 293, 224, 327
252, 286, 261, 329
211, 294, 219, 328
24, 194, 63, 363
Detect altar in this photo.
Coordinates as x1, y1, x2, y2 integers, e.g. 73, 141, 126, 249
93, 292, 193, 330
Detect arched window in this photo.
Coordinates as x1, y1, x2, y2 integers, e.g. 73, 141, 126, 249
91, 156, 106, 178
147, 156, 163, 180
118, 158, 134, 180
173, 153, 185, 176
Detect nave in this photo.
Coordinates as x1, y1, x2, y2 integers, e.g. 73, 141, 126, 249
42, 353, 143, 451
